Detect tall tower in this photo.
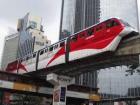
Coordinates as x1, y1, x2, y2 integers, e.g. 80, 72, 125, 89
74, 0, 100, 32
17, 13, 51, 58
59, 0, 100, 40
1, 33, 19, 70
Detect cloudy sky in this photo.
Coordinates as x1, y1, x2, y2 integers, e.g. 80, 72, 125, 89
0, 0, 62, 63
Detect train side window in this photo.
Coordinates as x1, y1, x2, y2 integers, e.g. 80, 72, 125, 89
54, 44, 58, 49
87, 28, 94, 36
40, 50, 44, 55
79, 33, 85, 38
49, 46, 53, 51
45, 48, 48, 53
106, 20, 118, 28
71, 36, 77, 42
113, 21, 119, 26
96, 26, 102, 32
60, 42, 65, 47
33, 53, 36, 58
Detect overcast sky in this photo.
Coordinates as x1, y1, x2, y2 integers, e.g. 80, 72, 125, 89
0, 0, 62, 63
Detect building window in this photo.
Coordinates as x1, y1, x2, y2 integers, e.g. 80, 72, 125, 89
29, 21, 37, 29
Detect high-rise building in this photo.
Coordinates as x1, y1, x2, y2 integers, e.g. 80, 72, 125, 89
1, 33, 19, 70
74, 0, 100, 32
17, 13, 51, 58
59, 0, 76, 40
59, 0, 139, 40
59, 0, 100, 40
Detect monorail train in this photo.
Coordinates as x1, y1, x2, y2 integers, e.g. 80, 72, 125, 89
5, 18, 138, 74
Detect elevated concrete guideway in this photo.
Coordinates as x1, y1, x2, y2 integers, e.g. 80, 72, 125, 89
28, 34, 140, 78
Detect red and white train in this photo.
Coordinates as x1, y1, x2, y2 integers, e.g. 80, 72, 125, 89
6, 18, 138, 74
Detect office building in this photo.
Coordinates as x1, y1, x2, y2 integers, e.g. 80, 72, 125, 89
59, 0, 100, 40
1, 33, 19, 70
17, 13, 51, 58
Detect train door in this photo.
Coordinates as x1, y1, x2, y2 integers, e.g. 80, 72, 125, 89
69, 34, 81, 61
65, 37, 70, 63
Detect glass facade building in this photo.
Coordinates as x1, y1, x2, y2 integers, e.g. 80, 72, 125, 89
17, 13, 51, 58
59, 0, 100, 40
74, 0, 100, 33
59, 0, 76, 40
17, 13, 36, 58
1, 33, 19, 70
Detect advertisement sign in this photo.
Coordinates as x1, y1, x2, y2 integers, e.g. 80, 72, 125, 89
13, 82, 36, 92
53, 89, 60, 102
3, 92, 11, 105
89, 94, 101, 102
60, 87, 66, 102
53, 86, 67, 105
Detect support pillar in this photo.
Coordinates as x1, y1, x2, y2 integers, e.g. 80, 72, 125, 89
47, 73, 75, 105
139, 54, 140, 64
